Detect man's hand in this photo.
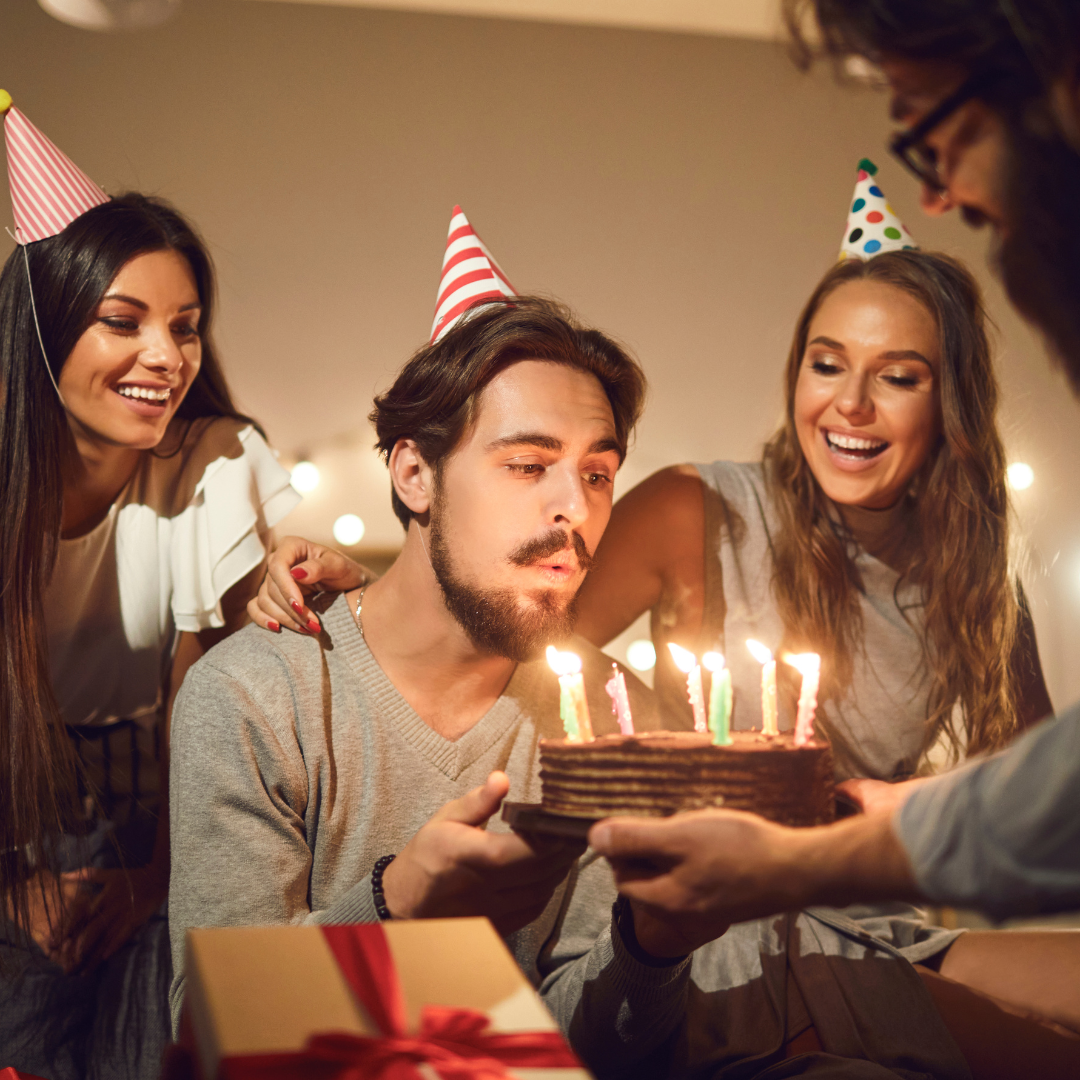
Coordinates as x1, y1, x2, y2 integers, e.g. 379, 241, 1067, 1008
589, 806, 921, 928
837, 776, 928, 816
247, 536, 369, 635
381, 772, 585, 935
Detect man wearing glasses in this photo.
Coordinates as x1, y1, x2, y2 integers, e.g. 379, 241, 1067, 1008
589, 0, 1080, 945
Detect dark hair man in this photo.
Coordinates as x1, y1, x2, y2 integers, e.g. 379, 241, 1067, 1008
588, 0, 1080, 947
167, 298, 692, 1069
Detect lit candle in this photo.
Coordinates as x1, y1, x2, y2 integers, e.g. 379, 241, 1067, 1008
746, 639, 778, 736
785, 652, 821, 747
605, 663, 635, 736
701, 651, 733, 746
668, 643, 707, 733
546, 646, 594, 742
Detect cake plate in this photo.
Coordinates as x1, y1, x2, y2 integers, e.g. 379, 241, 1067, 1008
501, 801, 597, 840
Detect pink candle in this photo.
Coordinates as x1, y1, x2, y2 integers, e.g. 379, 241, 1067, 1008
668, 643, 707, 733
605, 664, 635, 735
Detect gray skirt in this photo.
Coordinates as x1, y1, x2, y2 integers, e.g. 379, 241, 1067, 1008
0, 723, 172, 1080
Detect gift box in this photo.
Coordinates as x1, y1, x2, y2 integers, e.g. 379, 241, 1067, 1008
183, 917, 592, 1080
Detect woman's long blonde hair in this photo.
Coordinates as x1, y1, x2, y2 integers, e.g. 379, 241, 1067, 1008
764, 250, 1019, 757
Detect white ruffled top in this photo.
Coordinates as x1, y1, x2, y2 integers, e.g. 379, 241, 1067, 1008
44, 416, 301, 728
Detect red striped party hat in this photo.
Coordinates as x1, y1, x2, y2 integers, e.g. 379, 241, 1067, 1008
839, 159, 917, 261
1, 91, 109, 245
430, 205, 516, 344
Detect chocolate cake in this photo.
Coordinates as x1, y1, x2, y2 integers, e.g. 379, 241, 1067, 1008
539, 730, 835, 828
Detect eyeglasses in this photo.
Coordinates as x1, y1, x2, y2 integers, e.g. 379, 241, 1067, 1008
889, 69, 998, 192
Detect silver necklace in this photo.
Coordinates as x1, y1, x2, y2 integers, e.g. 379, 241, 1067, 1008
354, 584, 369, 637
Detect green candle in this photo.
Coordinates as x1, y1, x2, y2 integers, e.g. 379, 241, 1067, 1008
703, 652, 733, 746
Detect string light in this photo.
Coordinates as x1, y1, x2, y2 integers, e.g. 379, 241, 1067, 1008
332, 514, 366, 546
626, 639, 656, 672
1007, 462, 1034, 491
290, 461, 320, 494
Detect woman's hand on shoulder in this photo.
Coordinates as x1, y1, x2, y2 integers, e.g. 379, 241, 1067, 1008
248, 536, 372, 635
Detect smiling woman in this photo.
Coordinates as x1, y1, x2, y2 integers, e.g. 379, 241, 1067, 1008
571, 248, 1057, 1068
0, 193, 300, 1080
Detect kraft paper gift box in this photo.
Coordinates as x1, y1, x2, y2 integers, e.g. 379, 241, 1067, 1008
184, 916, 593, 1080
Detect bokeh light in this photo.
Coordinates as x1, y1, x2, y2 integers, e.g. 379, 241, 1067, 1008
626, 639, 656, 672
290, 461, 320, 493
1007, 462, 1034, 491
332, 514, 366, 546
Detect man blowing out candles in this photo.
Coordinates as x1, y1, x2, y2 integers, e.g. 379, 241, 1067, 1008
166, 292, 716, 1073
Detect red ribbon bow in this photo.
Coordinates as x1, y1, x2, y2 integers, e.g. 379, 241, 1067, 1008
220, 924, 580, 1080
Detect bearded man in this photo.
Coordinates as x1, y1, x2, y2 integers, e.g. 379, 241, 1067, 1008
166, 297, 692, 1072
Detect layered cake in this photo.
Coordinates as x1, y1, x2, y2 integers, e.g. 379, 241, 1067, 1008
539, 730, 835, 828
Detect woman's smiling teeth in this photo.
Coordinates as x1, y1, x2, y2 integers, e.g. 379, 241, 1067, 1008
117, 385, 171, 403
824, 430, 888, 459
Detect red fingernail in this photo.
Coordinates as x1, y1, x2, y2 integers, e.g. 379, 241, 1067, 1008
291, 600, 303, 614
268, 620, 280, 633
291, 567, 308, 580
308, 619, 321, 634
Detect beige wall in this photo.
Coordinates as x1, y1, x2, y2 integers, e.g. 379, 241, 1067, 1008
5, 0, 1080, 707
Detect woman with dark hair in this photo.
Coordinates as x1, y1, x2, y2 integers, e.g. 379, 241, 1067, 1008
0, 108, 299, 1078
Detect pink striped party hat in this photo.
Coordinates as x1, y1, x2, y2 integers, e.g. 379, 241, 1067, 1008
430, 205, 516, 343
839, 158, 917, 261
1, 90, 110, 245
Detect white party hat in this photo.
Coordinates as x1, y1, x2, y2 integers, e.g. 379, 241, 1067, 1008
430, 206, 516, 344
839, 159, 917, 261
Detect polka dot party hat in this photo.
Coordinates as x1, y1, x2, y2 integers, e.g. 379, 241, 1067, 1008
839, 158, 917, 261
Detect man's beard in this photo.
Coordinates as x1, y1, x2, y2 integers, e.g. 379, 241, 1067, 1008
996, 115, 1080, 394
428, 504, 596, 662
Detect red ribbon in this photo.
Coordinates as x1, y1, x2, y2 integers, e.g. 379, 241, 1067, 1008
218, 924, 580, 1080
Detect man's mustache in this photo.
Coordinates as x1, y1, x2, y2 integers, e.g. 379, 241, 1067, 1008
509, 529, 597, 572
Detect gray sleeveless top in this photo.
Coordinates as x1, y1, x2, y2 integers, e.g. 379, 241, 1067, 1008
671, 462, 966, 1074
688, 460, 933, 782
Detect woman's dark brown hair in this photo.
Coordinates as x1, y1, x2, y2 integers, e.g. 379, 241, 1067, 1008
371, 296, 647, 528
0, 193, 254, 937
764, 250, 1019, 759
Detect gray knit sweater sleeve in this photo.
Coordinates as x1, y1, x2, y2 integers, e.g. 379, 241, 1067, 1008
167, 651, 377, 1033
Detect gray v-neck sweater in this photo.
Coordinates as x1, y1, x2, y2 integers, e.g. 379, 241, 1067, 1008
168, 592, 690, 1076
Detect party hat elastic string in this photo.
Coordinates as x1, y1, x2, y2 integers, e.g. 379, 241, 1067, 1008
6, 226, 67, 407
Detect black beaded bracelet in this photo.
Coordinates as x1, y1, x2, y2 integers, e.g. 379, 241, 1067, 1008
371, 853, 396, 921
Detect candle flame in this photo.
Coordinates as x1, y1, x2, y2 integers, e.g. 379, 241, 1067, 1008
546, 645, 582, 676
667, 642, 698, 674
701, 651, 726, 673
746, 639, 773, 665
784, 652, 821, 676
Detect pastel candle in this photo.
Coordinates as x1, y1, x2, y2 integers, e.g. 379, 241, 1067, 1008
605, 663, 635, 735
785, 652, 821, 747
702, 651, 733, 746
746, 639, 779, 737
668, 643, 707, 734
547, 646, 594, 742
